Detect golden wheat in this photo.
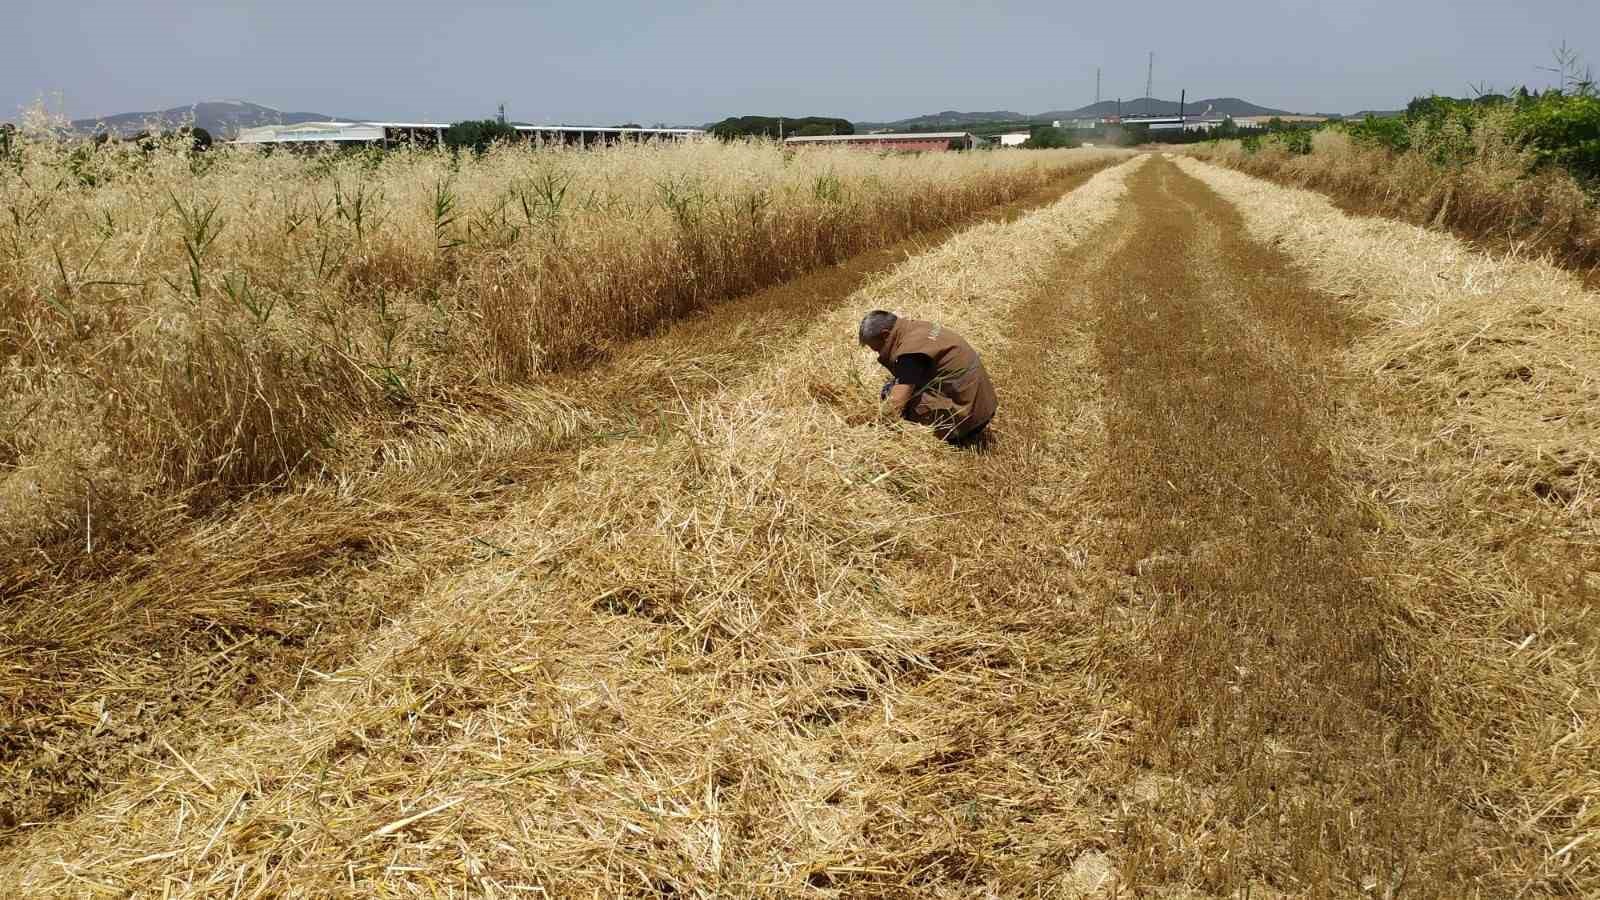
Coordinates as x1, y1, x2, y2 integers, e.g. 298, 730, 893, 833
5, 135, 1592, 897
1, 135, 1122, 572
1187, 122, 1600, 276
0, 156, 1146, 897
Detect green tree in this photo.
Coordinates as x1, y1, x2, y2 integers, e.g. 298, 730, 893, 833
1513, 93, 1600, 183
1347, 115, 1410, 152
1117, 123, 1151, 146
444, 119, 519, 153
96, 127, 212, 154
794, 123, 841, 137
707, 116, 853, 140
1022, 125, 1078, 149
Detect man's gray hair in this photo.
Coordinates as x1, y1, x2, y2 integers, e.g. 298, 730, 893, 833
858, 309, 898, 346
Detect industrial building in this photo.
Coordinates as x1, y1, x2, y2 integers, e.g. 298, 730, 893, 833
783, 131, 983, 152
232, 121, 704, 147
234, 121, 447, 146
1232, 115, 1329, 129
1118, 115, 1190, 132
515, 125, 705, 145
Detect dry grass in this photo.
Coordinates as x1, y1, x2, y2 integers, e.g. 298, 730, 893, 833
11, 142, 1591, 897
1, 129, 1118, 582
1188, 123, 1600, 279
0, 158, 1144, 896
1179, 156, 1599, 894
0, 158, 1128, 847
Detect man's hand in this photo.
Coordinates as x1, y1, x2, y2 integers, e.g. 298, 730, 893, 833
846, 384, 914, 427
882, 383, 915, 419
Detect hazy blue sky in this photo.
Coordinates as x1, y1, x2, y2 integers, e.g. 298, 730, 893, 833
7, 1, 1597, 124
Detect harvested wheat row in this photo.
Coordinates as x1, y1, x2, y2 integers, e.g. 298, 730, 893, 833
1177, 156, 1600, 892
2, 157, 1147, 897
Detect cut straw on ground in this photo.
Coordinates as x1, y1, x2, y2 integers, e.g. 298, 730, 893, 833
1, 158, 1146, 896
0, 151, 1131, 844
2, 137, 1115, 582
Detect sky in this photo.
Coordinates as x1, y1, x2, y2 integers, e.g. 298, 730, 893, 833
6, 0, 1598, 125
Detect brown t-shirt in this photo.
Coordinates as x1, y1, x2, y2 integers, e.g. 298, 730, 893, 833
876, 318, 997, 439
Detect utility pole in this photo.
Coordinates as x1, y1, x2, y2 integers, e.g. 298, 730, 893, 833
1096, 67, 1102, 106
1145, 52, 1154, 116
497, 102, 506, 125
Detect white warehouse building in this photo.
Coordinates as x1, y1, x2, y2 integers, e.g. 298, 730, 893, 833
233, 121, 705, 148
234, 121, 448, 145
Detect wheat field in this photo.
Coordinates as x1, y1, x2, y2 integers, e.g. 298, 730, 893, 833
2, 136, 1120, 580
2, 139, 1596, 897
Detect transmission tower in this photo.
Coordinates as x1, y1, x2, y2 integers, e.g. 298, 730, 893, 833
1145, 53, 1154, 115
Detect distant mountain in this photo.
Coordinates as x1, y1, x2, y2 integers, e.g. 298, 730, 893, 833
853, 97, 1299, 132
1040, 97, 1296, 119
855, 109, 1031, 131
70, 100, 343, 138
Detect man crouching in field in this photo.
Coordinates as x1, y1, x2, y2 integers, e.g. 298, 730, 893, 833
856, 309, 996, 445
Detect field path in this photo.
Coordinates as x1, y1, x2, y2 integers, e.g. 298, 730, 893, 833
1077, 156, 1501, 894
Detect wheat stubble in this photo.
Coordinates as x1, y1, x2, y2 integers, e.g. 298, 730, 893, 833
1089, 158, 1491, 896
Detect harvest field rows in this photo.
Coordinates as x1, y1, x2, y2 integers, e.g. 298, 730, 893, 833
2, 142, 1597, 896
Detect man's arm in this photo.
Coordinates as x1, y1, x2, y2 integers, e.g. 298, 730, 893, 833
881, 382, 915, 419
881, 354, 933, 420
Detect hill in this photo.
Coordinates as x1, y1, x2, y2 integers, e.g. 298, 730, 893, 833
853, 98, 1297, 133
854, 109, 1030, 131
70, 99, 342, 138
1040, 96, 1296, 119
706, 115, 854, 139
